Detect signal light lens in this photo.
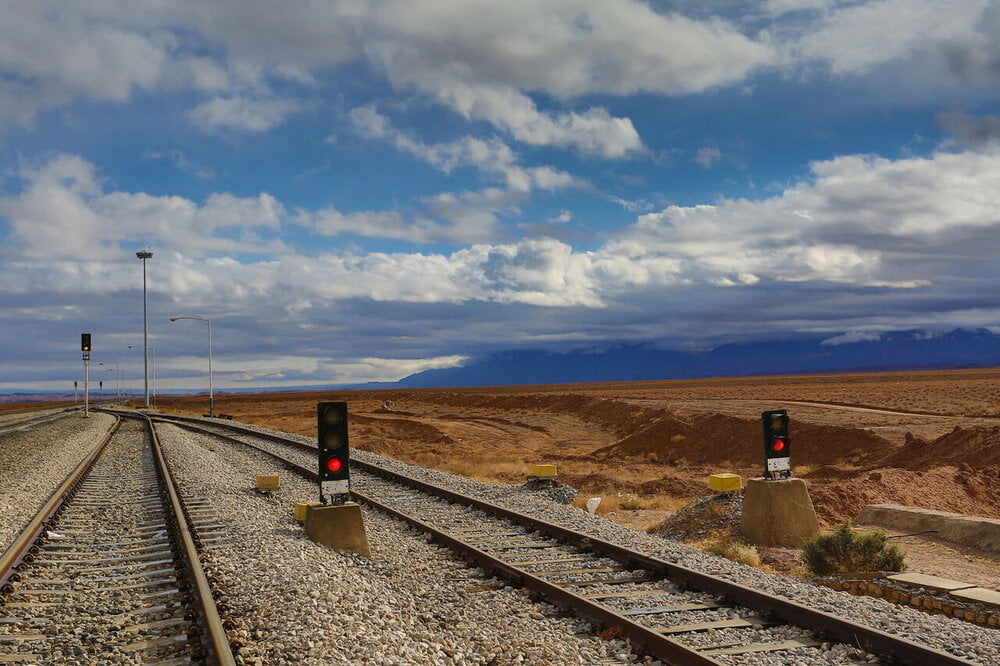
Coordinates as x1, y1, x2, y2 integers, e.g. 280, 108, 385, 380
772, 438, 786, 452
324, 431, 344, 450
322, 404, 345, 425
326, 457, 343, 473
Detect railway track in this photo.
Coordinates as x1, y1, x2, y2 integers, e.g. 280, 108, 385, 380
149, 411, 976, 666
0, 412, 234, 664
0, 407, 77, 437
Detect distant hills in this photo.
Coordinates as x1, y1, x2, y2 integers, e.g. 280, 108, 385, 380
392, 328, 1000, 388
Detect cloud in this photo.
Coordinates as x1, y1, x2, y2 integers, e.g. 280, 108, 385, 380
350, 105, 583, 192
939, 111, 1000, 149
785, 0, 1000, 91
820, 330, 883, 346
0, 154, 285, 261
694, 147, 722, 168
0, 1, 774, 154
188, 96, 300, 133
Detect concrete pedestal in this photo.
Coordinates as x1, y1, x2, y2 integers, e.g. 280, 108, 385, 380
305, 502, 371, 557
739, 477, 819, 547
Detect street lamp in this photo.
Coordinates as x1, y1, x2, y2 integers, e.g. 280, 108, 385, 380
128, 345, 156, 408
170, 316, 213, 417
136, 249, 153, 408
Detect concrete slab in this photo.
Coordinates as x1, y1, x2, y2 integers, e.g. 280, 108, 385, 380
950, 587, 1000, 608
857, 504, 1000, 555
887, 573, 976, 593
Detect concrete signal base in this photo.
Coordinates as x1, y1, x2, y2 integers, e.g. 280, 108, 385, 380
305, 502, 371, 557
739, 478, 820, 547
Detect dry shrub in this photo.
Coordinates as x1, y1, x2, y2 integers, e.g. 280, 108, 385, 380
617, 493, 641, 510
800, 521, 905, 577
700, 535, 761, 568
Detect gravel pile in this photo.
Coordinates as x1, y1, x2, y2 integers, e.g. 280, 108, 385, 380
0, 412, 114, 553
648, 492, 744, 540
158, 423, 646, 665
216, 418, 996, 665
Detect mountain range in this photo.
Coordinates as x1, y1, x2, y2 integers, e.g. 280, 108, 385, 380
391, 329, 1000, 388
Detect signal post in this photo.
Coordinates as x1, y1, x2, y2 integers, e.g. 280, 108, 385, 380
739, 409, 819, 547
304, 402, 371, 557
81, 334, 91, 418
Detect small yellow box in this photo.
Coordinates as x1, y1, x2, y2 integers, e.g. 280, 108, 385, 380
533, 464, 558, 478
294, 501, 322, 523
256, 475, 281, 491
708, 473, 743, 492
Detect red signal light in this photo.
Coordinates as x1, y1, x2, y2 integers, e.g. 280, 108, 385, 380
326, 457, 343, 473
772, 439, 786, 452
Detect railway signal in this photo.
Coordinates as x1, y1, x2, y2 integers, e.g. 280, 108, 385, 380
317, 401, 350, 503
80, 333, 91, 418
761, 409, 791, 479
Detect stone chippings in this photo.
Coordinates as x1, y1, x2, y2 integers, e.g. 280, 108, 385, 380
158, 423, 644, 666
181, 419, 996, 664
0, 412, 115, 552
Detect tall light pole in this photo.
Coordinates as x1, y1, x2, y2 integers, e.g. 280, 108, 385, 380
128, 345, 156, 409
170, 316, 213, 417
136, 250, 153, 408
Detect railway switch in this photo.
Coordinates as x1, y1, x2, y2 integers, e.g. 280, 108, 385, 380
317, 401, 351, 503
761, 409, 791, 480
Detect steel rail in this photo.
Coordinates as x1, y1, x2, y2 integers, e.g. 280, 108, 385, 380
0, 414, 121, 593
133, 411, 237, 666
150, 411, 975, 666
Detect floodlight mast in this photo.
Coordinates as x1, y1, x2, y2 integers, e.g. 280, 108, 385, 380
136, 250, 153, 408
170, 316, 213, 417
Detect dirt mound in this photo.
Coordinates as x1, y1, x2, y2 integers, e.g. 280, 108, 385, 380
650, 493, 744, 540
591, 412, 893, 468
883, 426, 1000, 470
351, 414, 454, 445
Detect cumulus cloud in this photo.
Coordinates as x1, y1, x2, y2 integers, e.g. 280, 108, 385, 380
939, 111, 1000, 149
0, 154, 285, 261
786, 0, 1000, 90
188, 96, 300, 133
0, 0, 775, 155
350, 105, 582, 192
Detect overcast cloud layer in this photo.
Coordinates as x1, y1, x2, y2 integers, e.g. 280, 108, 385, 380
1, 1, 999, 390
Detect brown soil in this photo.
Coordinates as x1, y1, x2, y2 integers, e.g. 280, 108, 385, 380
149, 367, 1000, 578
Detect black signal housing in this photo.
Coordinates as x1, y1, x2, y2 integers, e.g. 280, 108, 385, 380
761, 409, 791, 479
317, 401, 350, 501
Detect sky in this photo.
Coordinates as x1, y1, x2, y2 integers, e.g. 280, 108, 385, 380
1, 0, 999, 392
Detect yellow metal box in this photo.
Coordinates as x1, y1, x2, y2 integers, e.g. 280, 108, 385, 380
294, 501, 323, 523
256, 475, 281, 491
708, 473, 742, 492
533, 464, 558, 478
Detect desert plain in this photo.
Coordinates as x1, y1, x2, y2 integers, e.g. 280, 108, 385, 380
155, 366, 1000, 535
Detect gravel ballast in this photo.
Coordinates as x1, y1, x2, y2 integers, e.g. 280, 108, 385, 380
158, 422, 643, 665
0, 412, 115, 554
195, 417, 999, 665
